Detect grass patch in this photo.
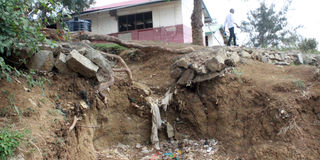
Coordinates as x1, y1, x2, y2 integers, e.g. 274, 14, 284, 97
93, 43, 127, 54
0, 127, 27, 160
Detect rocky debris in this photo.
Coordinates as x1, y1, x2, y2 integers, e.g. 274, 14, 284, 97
171, 48, 231, 85
26, 50, 55, 71
66, 50, 99, 78
55, 53, 71, 74
96, 139, 221, 160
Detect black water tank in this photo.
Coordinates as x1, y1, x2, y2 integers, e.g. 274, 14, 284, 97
66, 17, 91, 32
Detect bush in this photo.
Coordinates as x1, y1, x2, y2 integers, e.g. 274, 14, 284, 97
93, 43, 127, 54
0, 0, 49, 56
0, 127, 26, 160
299, 38, 318, 53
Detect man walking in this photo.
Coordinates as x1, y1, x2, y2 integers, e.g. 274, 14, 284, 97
224, 9, 240, 46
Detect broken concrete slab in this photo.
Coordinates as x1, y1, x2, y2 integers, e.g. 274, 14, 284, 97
66, 49, 99, 78
296, 53, 304, 64
55, 53, 71, 74
26, 50, 55, 72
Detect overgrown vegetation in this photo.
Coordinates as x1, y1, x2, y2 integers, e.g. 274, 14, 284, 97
298, 38, 319, 53
93, 43, 127, 54
0, 127, 27, 160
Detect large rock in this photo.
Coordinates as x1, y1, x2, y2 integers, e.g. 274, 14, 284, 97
177, 69, 195, 85
205, 56, 225, 72
239, 50, 251, 58
55, 53, 71, 74
26, 50, 54, 71
229, 52, 240, 63
84, 48, 113, 82
170, 67, 185, 79
66, 50, 99, 78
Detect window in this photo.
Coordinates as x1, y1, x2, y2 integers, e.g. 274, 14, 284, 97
118, 12, 153, 32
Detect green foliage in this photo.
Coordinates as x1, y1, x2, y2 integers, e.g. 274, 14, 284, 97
0, 127, 26, 160
298, 38, 319, 53
93, 43, 127, 54
59, 0, 95, 14
0, 0, 47, 56
241, 1, 300, 48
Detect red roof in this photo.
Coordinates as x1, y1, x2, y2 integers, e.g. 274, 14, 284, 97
85, 0, 159, 12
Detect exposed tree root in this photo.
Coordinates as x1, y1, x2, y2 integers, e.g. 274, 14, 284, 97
99, 51, 133, 83
77, 31, 195, 54
69, 116, 79, 132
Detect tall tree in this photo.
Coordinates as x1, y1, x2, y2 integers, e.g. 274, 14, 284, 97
191, 0, 204, 46
241, 1, 299, 48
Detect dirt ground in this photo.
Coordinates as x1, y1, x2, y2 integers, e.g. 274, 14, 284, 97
1, 43, 320, 160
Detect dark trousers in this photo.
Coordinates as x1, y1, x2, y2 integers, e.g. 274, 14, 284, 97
227, 27, 236, 46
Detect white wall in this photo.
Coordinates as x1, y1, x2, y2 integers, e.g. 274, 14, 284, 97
181, 0, 193, 28
80, 1, 183, 34
207, 32, 224, 46
80, 12, 118, 35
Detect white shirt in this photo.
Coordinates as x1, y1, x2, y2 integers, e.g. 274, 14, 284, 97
224, 13, 235, 29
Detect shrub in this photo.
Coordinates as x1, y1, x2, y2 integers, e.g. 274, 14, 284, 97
93, 43, 127, 54
298, 38, 319, 53
0, 127, 26, 160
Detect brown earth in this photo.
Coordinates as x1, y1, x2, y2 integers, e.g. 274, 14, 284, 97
1, 43, 320, 160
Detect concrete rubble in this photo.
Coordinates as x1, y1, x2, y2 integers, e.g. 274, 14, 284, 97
66, 49, 99, 78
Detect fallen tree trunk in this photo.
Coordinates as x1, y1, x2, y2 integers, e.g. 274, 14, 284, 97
77, 31, 195, 54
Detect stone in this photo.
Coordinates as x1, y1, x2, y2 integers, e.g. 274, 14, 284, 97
77, 47, 87, 55
303, 55, 316, 65
66, 50, 99, 78
85, 49, 112, 82
274, 54, 282, 60
205, 56, 226, 72
136, 143, 142, 149
261, 55, 269, 63
55, 53, 71, 74
170, 67, 185, 79
229, 52, 240, 63
193, 72, 220, 83
296, 53, 304, 64
280, 53, 286, 60
174, 57, 190, 69
26, 50, 55, 71
80, 100, 89, 109
177, 69, 195, 85
239, 50, 251, 58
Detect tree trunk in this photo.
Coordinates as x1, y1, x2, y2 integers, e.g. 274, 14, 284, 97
191, 0, 204, 46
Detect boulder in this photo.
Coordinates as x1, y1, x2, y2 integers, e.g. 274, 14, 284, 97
84, 49, 112, 82
229, 52, 240, 63
66, 50, 99, 78
239, 50, 251, 58
174, 57, 190, 69
55, 53, 71, 74
177, 69, 195, 85
26, 50, 55, 72
205, 56, 226, 72
170, 67, 185, 79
